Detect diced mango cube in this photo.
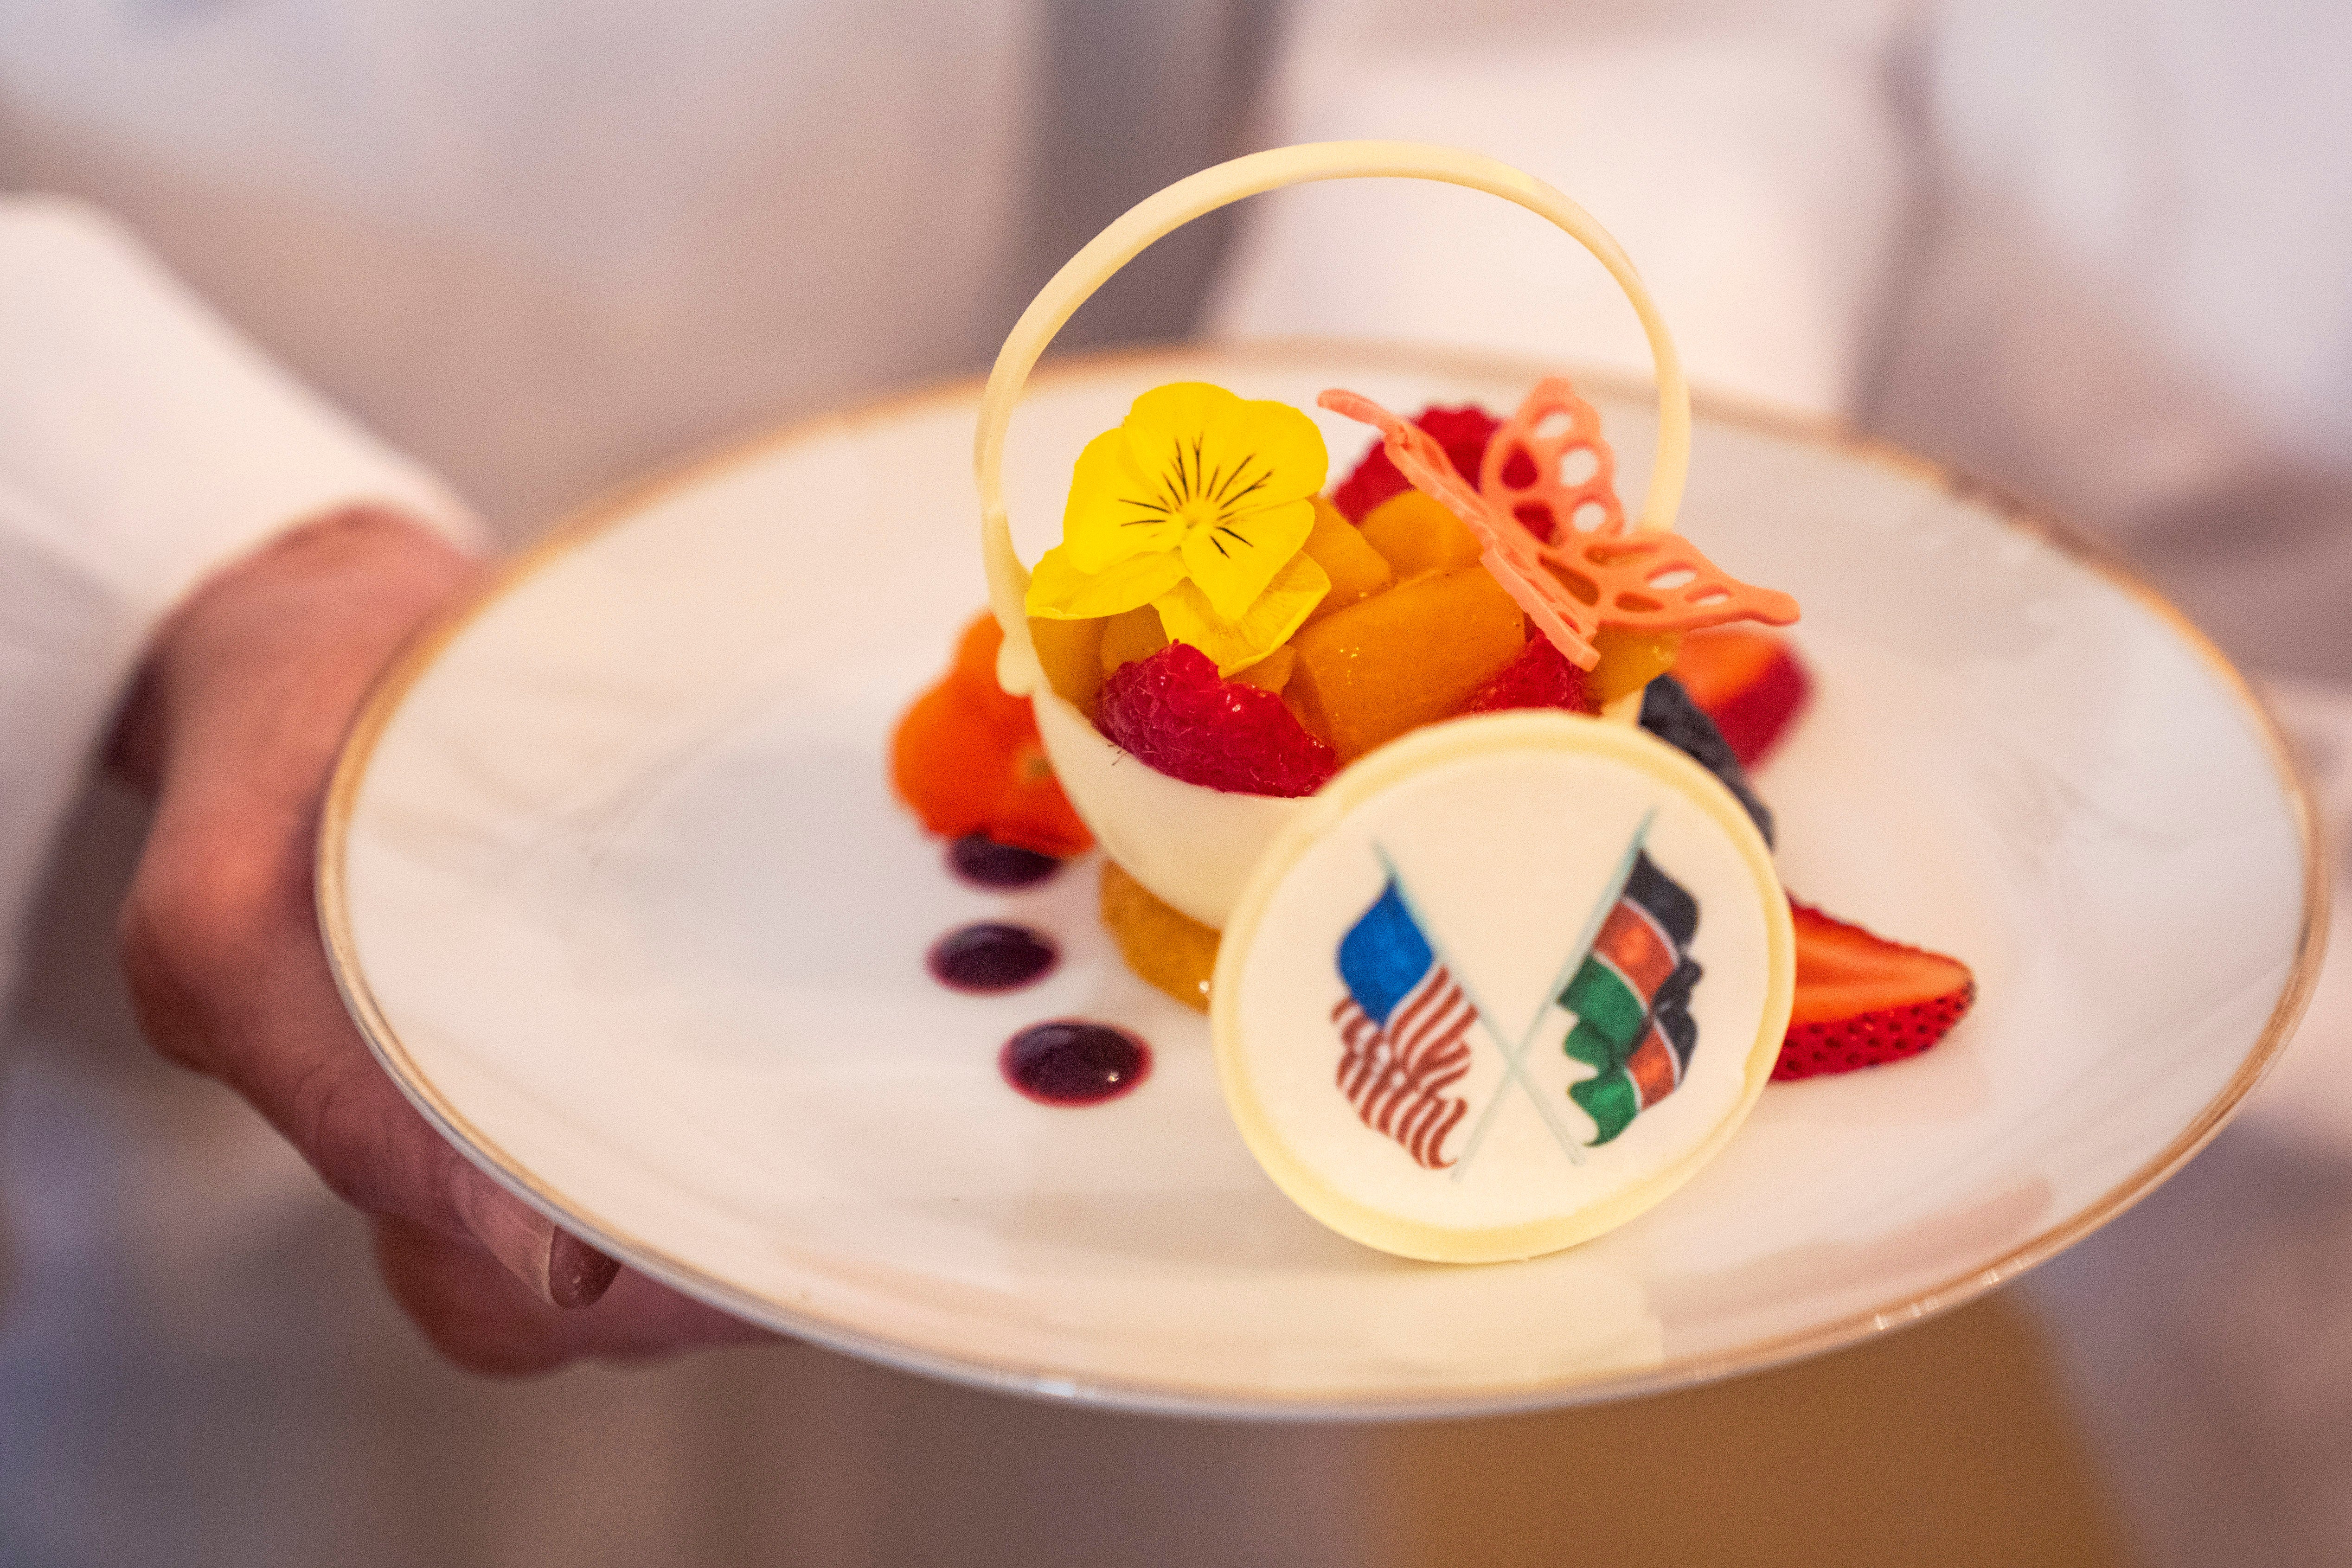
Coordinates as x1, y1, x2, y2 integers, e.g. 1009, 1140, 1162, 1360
1359, 491, 1484, 577
1586, 627, 1683, 705
1287, 567, 1526, 761
1100, 858, 1220, 1011
1028, 615, 1105, 711
1300, 496, 1394, 624
1232, 644, 1296, 695
1097, 604, 1170, 676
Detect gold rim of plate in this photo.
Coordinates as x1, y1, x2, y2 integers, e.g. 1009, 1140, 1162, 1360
317, 339, 2331, 1419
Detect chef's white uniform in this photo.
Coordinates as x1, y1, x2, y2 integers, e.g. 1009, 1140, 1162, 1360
0, 6, 1374, 1564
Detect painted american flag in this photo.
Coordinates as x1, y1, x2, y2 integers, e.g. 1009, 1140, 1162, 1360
1331, 879, 1479, 1170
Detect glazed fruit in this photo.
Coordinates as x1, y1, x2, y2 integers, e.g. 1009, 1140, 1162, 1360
1358, 490, 1486, 578
1637, 675, 1774, 846
1331, 403, 1501, 522
1233, 644, 1297, 694
1100, 859, 1222, 1010
891, 614, 1094, 855
1298, 496, 1395, 623
1285, 566, 1527, 761
1097, 603, 1171, 677
1095, 641, 1339, 797
1670, 628, 1811, 766
1586, 627, 1684, 707
1776, 901, 1976, 1080
1460, 636, 1595, 716
1028, 614, 1105, 711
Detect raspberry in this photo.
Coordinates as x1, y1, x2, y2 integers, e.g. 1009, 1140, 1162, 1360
1331, 404, 1502, 522
1459, 637, 1595, 716
1096, 643, 1338, 797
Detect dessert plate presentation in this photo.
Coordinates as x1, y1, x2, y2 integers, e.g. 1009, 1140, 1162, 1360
323, 145, 2317, 1418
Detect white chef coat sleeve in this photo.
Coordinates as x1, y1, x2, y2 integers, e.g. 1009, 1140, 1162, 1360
0, 195, 484, 1009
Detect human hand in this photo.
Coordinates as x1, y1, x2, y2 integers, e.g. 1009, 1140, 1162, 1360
113, 507, 768, 1374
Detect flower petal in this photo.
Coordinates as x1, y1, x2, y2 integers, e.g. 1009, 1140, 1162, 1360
1199, 394, 1327, 514
1045, 383, 1332, 656
1122, 382, 1236, 452
1178, 494, 1316, 621
1154, 551, 1331, 676
1027, 543, 1186, 620
1062, 429, 1183, 572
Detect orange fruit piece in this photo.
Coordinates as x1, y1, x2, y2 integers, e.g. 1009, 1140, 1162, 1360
1358, 490, 1484, 577
1232, 643, 1296, 695
1299, 495, 1395, 624
1100, 858, 1219, 1011
1586, 627, 1684, 705
1097, 604, 1171, 677
1287, 566, 1526, 761
890, 613, 1094, 856
1029, 614, 1106, 712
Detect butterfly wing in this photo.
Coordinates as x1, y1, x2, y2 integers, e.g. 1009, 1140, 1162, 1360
1479, 375, 1626, 544
1481, 377, 1799, 636
1318, 388, 1605, 667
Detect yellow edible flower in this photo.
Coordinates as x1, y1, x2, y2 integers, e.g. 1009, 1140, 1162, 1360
1026, 382, 1330, 674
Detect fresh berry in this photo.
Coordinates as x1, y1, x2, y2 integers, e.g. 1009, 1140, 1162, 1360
1460, 637, 1596, 716
891, 614, 1093, 856
1638, 674, 1774, 847
1669, 629, 1812, 767
1096, 642, 1338, 796
1775, 901, 1975, 1081
1332, 404, 1502, 522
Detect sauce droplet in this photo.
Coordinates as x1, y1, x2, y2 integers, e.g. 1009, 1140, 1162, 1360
1001, 1021, 1150, 1106
927, 923, 1058, 993
948, 834, 1063, 889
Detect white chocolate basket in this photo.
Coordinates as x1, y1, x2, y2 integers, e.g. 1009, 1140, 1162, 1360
975, 141, 1694, 928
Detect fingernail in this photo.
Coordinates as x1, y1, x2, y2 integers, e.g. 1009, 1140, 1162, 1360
455, 1180, 616, 1309
548, 1230, 623, 1309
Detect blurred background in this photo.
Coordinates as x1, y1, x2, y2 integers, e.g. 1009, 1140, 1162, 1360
3, 0, 2348, 1562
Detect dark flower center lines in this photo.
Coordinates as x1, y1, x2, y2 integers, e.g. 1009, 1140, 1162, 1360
1117, 434, 1275, 559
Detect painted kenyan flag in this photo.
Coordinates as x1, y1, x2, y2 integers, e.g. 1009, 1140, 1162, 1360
1560, 851, 1703, 1146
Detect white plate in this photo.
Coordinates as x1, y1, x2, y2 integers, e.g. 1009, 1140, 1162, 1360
321, 341, 2322, 1418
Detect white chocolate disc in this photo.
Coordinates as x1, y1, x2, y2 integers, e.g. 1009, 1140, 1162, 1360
1211, 712, 1792, 1263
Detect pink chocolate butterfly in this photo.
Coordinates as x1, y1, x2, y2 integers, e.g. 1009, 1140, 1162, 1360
1318, 378, 1799, 671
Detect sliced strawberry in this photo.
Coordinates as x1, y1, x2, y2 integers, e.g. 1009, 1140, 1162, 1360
1775, 900, 1974, 1081
1459, 636, 1595, 716
1669, 628, 1812, 767
1096, 642, 1338, 797
1331, 404, 1502, 522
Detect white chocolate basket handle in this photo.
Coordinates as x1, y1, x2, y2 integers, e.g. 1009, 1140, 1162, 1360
975, 140, 1690, 698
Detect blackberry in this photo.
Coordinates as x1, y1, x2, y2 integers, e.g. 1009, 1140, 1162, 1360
1641, 674, 1775, 847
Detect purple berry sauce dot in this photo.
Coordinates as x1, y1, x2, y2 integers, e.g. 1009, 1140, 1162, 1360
1000, 1021, 1151, 1107
947, 834, 1063, 889
927, 923, 1059, 993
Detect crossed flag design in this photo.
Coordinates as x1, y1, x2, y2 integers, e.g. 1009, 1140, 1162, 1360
1330, 813, 1703, 1173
